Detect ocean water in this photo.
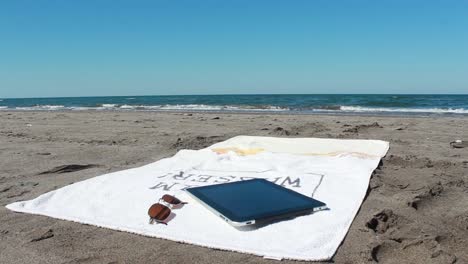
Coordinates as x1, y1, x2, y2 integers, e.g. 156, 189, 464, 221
0, 94, 467, 116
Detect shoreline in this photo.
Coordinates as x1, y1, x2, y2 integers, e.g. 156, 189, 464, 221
1, 111, 467, 263
2, 109, 468, 119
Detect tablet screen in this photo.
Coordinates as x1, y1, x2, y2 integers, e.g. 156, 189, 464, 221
186, 179, 326, 222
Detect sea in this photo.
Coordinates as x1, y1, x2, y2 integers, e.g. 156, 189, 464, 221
0, 94, 467, 116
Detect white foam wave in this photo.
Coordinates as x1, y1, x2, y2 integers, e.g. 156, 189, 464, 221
119, 104, 136, 109
7, 104, 288, 112
16, 105, 66, 111
4, 104, 467, 114
340, 106, 468, 114
160, 104, 230, 111
100, 104, 118, 108
117, 104, 288, 111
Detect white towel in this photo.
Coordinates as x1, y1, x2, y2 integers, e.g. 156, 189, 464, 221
6, 136, 389, 261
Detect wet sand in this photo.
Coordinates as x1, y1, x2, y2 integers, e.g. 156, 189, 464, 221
1, 111, 467, 263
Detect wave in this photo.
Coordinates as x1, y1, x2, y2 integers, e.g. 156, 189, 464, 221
100, 104, 118, 108
118, 104, 289, 111
1, 104, 467, 115
15, 105, 66, 111
340, 106, 468, 114
0, 104, 289, 112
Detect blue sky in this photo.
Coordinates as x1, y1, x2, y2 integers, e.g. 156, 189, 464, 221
1, 0, 467, 98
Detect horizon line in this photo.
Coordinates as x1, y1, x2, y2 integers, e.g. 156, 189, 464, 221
2, 93, 468, 100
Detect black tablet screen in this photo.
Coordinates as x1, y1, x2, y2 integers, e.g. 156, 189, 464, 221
186, 179, 326, 222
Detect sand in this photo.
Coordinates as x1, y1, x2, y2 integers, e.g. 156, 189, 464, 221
1, 111, 467, 264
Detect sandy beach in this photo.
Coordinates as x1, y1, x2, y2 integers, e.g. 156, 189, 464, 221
1, 111, 467, 264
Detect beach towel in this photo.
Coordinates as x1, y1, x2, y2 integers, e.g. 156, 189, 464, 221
6, 136, 389, 261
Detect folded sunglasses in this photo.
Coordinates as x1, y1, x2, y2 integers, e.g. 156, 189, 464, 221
148, 194, 187, 225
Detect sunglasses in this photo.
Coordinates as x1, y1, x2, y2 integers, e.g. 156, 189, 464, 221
148, 194, 187, 225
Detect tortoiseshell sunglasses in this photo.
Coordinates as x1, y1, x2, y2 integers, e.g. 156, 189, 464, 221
148, 194, 187, 225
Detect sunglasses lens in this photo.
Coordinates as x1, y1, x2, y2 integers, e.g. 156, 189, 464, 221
148, 203, 171, 221
162, 194, 181, 205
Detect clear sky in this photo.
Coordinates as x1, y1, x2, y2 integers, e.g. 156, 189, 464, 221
1, 0, 467, 98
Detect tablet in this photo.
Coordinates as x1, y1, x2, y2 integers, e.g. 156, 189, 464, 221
185, 179, 327, 227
